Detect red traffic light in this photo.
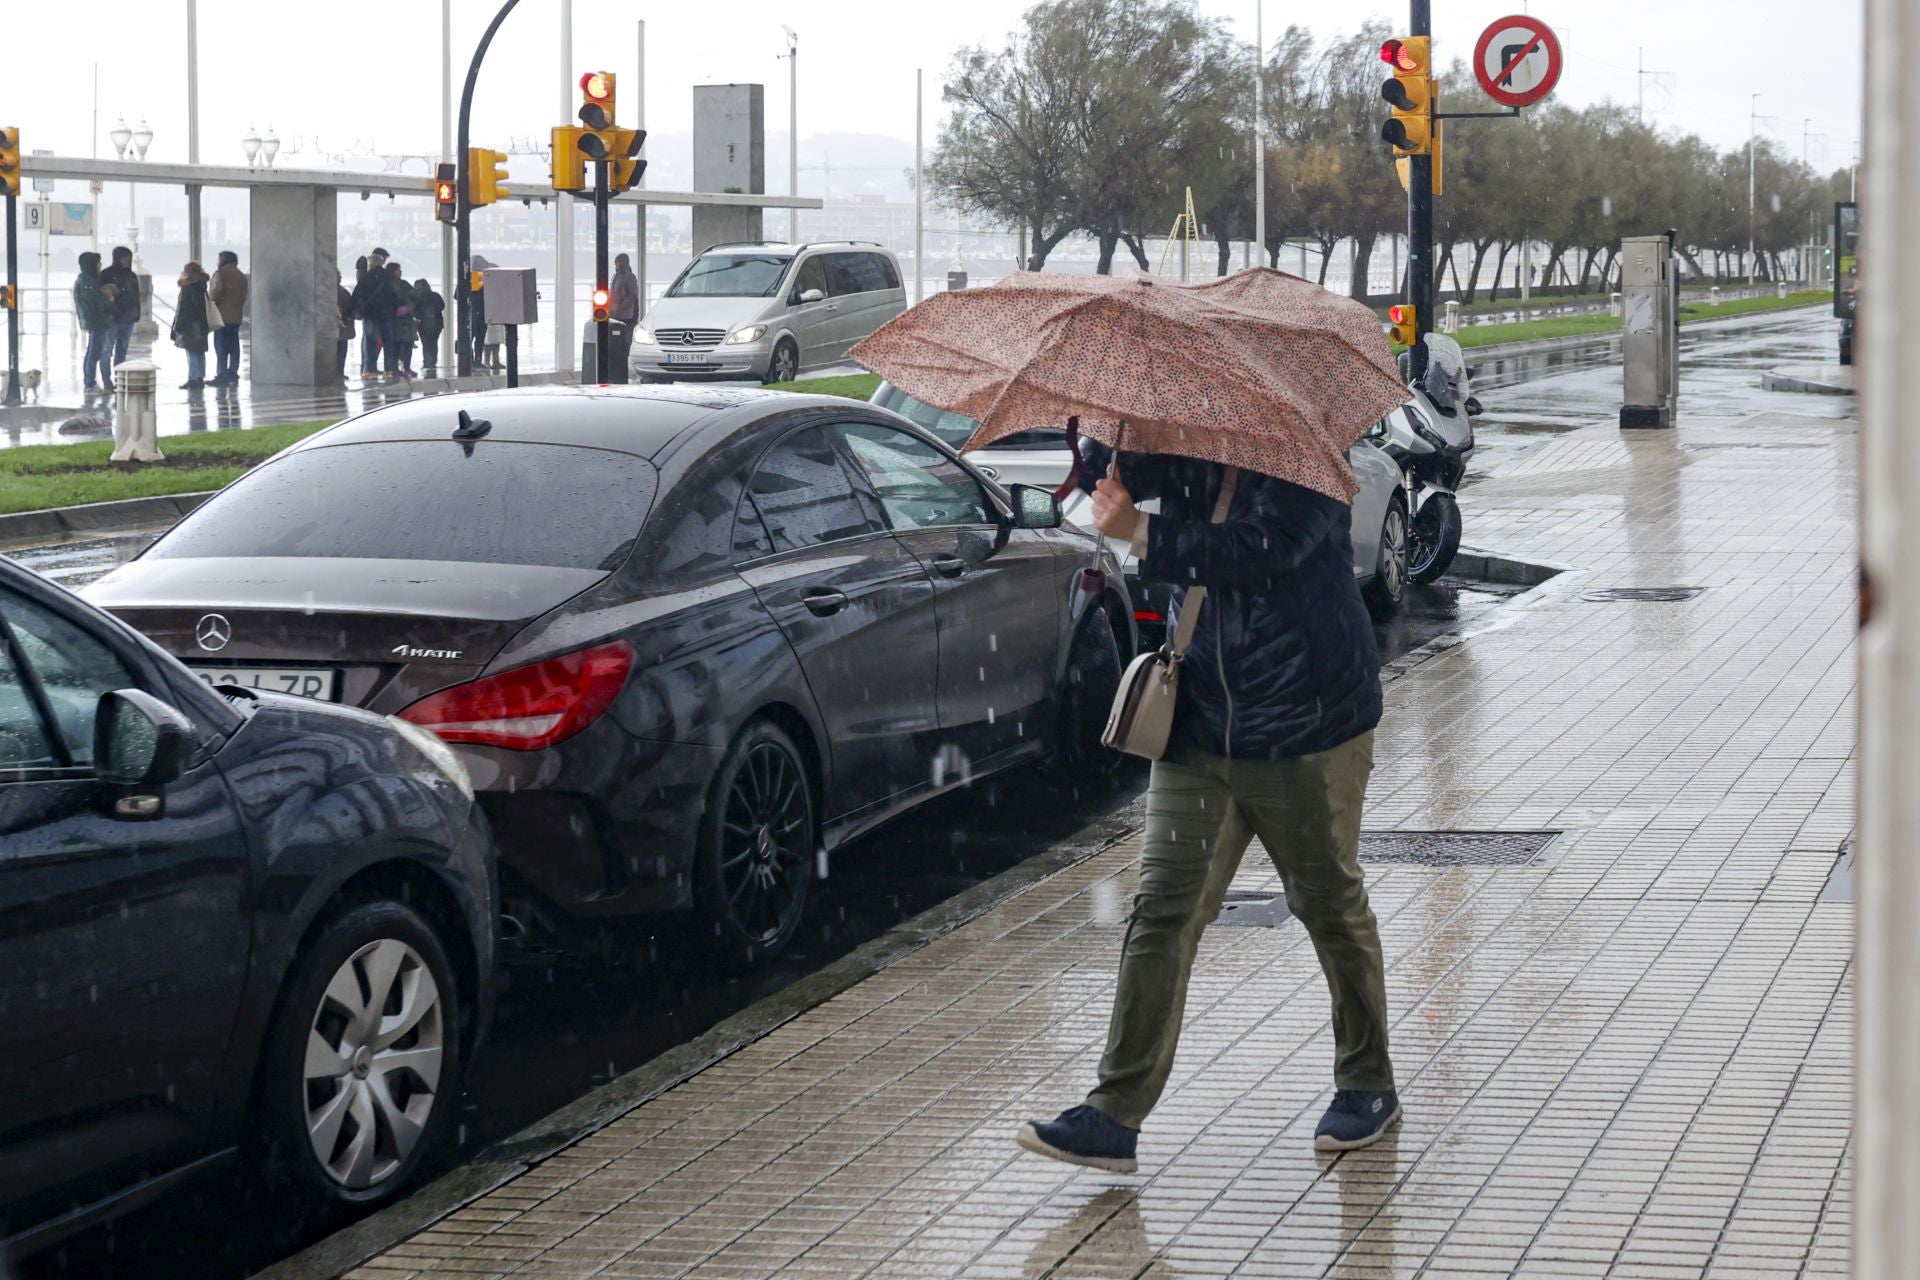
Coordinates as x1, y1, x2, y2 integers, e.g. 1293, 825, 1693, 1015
1388, 305, 1409, 325
1379, 39, 1419, 73
434, 179, 456, 203
433, 162, 457, 224
579, 71, 613, 103
591, 288, 611, 309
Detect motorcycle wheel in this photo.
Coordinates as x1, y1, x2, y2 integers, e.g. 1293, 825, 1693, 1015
1407, 492, 1463, 584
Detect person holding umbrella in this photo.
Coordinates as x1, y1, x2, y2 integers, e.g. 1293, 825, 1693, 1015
851, 269, 1410, 1168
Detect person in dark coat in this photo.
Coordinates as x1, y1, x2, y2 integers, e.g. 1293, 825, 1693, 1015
411, 278, 446, 377
336, 272, 355, 380
170, 261, 212, 389
1017, 440, 1396, 1173
73, 251, 113, 392
384, 261, 416, 378
99, 245, 142, 368
351, 248, 393, 379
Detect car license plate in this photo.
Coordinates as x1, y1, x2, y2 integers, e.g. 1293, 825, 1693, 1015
663, 351, 710, 366
189, 666, 341, 701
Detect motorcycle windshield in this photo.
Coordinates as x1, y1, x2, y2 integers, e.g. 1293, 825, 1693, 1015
1423, 334, 1468, 414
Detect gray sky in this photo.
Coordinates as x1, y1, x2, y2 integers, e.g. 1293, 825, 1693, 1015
11, 0, 1864, 183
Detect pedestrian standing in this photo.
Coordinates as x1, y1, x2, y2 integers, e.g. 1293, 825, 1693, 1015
208, 251, 249, 385
412, 278, 445, 377
336, 272, 355, 381
608, 252, 641, 383
352, 248, 395, 380
99, 246, 142, 370
385, 261, 417, 378
73, 251, 113, 393
1016, 441, 1398, 1172
170, 261, 212, 390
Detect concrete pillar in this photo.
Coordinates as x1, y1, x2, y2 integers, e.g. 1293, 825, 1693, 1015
1858, 0, 1920, 1267
247, 185, 337, 387
691, 85, 765, 252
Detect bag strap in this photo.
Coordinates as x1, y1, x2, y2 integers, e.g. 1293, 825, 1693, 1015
1166, 466, 1239, 657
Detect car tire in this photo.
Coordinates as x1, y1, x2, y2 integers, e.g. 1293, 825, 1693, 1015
254, 900, 463, 1214
1052, 603, 1125, 783
1365, 496, 1410, 615
1406, 491, 1462, 584
762, 338, 799, 386
695, 719, 816, 968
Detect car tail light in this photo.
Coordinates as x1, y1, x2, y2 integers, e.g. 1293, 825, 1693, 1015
1134, 610, 1165, 624
399, 641, 634, 750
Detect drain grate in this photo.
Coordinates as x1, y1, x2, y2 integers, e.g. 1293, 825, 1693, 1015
1211, 831, 1564, 927
1580, 586, 1706, 603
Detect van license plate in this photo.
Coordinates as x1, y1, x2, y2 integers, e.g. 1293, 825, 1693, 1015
663, 352, 710, 366
189, 666, 341, 701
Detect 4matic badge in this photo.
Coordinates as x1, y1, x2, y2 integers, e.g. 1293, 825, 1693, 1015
392, 643, 464, 660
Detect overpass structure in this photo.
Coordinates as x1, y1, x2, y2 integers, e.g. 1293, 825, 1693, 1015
19, 155, 822, 387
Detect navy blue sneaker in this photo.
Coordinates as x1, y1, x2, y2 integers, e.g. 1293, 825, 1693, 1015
1016, 1104, 1139, 1173
1314, 1089, 1402, 1151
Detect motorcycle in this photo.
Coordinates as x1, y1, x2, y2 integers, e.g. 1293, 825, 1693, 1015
1384, 333, 1482, 583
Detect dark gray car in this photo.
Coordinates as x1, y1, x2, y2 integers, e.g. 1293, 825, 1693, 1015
87, 387, 1132, 966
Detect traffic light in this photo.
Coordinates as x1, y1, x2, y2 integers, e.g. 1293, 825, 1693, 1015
591, 286, 611, 323
468, 147, 510, 207
1378, 37, 1433, 156
434, 162, 457, 224
578, 71, 617, 161
609, 128, 648, 194
0, 127, 20, 198
551, 126, 586, 194
0, 285, 14, 310
1388, 304, 1417, 347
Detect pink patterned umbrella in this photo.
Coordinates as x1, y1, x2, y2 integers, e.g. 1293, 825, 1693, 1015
849, 268, 1410, 503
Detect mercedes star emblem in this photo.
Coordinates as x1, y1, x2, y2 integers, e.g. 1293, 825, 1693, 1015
195, 613, 232, 652
681, 331, 696, 346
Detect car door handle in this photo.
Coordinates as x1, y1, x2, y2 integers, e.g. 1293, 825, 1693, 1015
931, 555, 967, 578
823, 303, 839, 311
114, 793, 162, 820
802, 588, 848, 616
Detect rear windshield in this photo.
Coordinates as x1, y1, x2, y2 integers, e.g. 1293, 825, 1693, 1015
872, 385, 1067, 452
666, 253, 792, 298
147, 441, 655, 571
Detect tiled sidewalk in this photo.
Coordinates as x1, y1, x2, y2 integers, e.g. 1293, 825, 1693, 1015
348, 407, 1856, 1280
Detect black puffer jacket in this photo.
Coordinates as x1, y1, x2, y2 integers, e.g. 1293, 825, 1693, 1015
1081, 442, 1381, 760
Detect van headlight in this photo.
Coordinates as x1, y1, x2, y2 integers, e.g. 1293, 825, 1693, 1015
725, 325, 768, 345
632, 327, 653, 346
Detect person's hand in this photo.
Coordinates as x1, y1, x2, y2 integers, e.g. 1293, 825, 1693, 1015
1090, 466, 1140, 541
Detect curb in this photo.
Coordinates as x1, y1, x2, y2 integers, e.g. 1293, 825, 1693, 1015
0, 491, 214, 549
1761, 368, 1854, 396
251, 790, 1147, 1280
1381, 548, 1577, 687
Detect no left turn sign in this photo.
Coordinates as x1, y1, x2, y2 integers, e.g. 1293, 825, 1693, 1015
1473, 15, 1563, 108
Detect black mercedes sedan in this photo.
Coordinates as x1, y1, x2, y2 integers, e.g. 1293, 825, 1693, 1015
0, 557, 495, 1258
87, 386, 1132, 966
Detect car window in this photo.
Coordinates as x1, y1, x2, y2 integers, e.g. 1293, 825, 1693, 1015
147, 442, 655, 572
1, 591, 136, 766
824, 253, 871, 298
0, 626, 58, 770
836, 424, 995, 530
869, 254, 902, 291
747, 427, 885, 554
871, 386, 1067, 454
790, 256, 828, 302
666, 252, 793, 298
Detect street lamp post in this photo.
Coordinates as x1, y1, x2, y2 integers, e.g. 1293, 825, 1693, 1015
783, 27, 798, 244
1253, 0, 1264, 267
1748, 93, 1759, 287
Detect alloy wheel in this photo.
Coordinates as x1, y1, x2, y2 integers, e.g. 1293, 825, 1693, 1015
718, 741, 811, 944
1381, 505, 1409, 601
770, 343, 797, 383
302, 938, 445, 1190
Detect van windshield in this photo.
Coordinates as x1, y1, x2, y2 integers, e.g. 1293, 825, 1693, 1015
666, 253, 792, 298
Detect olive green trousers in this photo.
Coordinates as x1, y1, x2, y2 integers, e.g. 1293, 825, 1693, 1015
1085, 731, 1393, 1129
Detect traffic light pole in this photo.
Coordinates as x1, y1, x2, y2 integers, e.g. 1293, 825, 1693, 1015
4, 193, 19, 408
1406, 0, 1433, 384
594, 159, 610, 383
454, 0, 522, 379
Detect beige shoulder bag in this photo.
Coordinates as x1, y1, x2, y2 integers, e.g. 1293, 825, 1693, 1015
1101, 466, 1239, 760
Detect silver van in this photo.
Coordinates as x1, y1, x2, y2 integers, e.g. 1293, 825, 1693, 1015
631, 241, 909, 384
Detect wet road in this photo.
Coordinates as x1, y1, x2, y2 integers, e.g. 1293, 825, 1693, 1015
12, 306, 1836, 1279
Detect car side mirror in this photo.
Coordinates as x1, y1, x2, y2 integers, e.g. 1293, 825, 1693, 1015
1009, 484, 1063, 530
797, 288, 826, 304
94, 689, 192, 790
1464, 396, 1485, 418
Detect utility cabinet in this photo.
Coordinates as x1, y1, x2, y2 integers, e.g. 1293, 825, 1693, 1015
1620, 232, 1679, 428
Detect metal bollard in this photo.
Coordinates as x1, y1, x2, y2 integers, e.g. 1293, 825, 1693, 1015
1442, 300, 1460, 333
1609, 291, 1623, 317
109, 358, 164, 463
1709, 285, 1721, 304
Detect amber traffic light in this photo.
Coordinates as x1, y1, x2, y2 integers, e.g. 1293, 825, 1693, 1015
468, 147, 510, 207
1379, 37, 1433, 156
0, 127, 20, 198
1387, 304, 1418, 347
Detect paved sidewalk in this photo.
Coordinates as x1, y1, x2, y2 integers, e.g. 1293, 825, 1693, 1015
343, 406, 1856, 1280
